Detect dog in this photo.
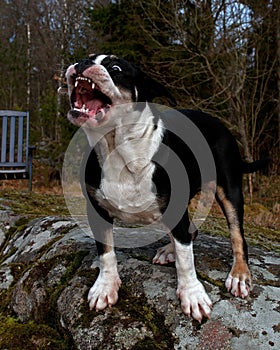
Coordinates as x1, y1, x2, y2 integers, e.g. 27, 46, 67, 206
63, 54, 268, 322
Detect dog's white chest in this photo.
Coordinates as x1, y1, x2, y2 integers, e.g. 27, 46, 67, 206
94, 120, 164, 224
96, 146, 161, 224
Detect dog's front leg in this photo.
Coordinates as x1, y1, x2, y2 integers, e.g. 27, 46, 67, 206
171, 212, 212, 322
175, 239, 212, 322
88, 229, 121, 311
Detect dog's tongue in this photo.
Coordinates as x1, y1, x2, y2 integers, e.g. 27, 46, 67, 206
75, 91, 105, 116
87, 98, 105, 116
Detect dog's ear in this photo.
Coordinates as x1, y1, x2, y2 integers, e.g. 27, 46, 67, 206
136, 70, 177, 107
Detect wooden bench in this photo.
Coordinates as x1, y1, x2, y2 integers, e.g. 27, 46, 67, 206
0, 110, 35, 191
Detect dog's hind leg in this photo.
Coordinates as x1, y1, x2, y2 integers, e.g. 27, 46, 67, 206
153, 230, 175, 265
169, 210, 212, 322
87, 203, 121, 311
216, 185, 252, 298
153, 221, 197, 265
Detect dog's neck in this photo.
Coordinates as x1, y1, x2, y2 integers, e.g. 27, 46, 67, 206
83, 103, 164, 172
83, 103, 164, 223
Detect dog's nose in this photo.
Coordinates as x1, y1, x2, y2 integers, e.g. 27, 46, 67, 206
75, 58, 94, 75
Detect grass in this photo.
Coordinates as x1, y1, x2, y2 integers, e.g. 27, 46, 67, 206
0, 190, 69, 219
200, 213, 280, 253
0, 173, 279, 250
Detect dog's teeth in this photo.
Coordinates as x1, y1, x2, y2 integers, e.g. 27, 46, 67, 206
92, 82, 95, 89
81, 105, 89, 113
75, 81, 78, 87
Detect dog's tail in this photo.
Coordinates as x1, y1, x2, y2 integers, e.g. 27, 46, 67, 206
242, 158, 270, 174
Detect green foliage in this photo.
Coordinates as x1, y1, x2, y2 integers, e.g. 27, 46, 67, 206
38, 84, 57, 139
87, 0, 147, 61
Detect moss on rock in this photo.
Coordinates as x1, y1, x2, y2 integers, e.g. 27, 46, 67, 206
0, 314, 72, 350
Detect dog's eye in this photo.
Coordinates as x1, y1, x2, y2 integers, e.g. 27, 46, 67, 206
111, 65, 122, 72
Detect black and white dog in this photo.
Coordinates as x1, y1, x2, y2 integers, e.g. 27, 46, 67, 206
63, 54, 267, 322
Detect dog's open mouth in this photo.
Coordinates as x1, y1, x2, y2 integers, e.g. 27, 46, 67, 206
70, 76, 112, 124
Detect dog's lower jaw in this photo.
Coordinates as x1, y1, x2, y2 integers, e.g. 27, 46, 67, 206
88, 251, 121, 311
174, 240, 212, 322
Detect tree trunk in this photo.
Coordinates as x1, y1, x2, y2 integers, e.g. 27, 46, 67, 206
26, 23, 31, 111
276, 0, 280, 166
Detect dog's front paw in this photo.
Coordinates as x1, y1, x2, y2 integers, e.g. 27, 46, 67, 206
176, 281, 212, 322
88, 274, 121, 311
225, 262, 252, 298
152, 243, 175, 265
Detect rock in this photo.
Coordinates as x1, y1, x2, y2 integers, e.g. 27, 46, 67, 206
0, 216, 279, 349
0, 266, 13, 289
0, 207, 21, 230
0, 227, 5, 247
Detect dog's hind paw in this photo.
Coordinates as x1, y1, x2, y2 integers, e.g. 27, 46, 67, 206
152, 243, 175, 265
225, 274, 251, 298
88, 274, 121, 311
225, 263, 252, 298
177, 281, 212, 323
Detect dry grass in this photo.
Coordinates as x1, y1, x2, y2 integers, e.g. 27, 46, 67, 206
0, 160, 63, 195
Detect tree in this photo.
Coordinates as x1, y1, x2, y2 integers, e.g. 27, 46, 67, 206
0, 0, 94, 165
0, 0, 278, 173
88, 0, 277, 169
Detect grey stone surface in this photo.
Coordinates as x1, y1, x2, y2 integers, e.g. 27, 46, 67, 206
0, 227, 5, 247
0, 215, 279, 349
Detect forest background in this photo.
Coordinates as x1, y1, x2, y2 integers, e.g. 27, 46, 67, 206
0, 0, 279, 180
